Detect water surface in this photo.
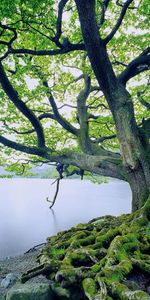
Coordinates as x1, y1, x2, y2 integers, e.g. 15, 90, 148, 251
0, 179, 131, 259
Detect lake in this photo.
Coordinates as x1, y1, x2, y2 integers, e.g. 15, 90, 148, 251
0, 178, 131, 259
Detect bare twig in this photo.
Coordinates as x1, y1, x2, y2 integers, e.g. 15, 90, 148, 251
58, 103, 77, 109
46, 178, 60, 209
25, 242, 50, 253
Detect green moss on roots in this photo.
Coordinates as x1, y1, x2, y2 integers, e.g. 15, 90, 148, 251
22, 198, 150, 299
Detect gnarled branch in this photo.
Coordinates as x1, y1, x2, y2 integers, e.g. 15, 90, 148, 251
118, 47, 150, 85
104, 0, 133, 44
0, 135, 47, 156
52, 0, 69, 43
0, 135, 126, 181
1, 113, 56, 135
0, 62, 45, 147
43, 81, 79, 136
1, 43, 85, 59
99, 0, 111, 27
94, 134, 116, 143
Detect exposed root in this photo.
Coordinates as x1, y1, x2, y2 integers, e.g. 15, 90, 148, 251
106, 281, 150, 300
21, 197, 150, 299
21, 262, 60, 283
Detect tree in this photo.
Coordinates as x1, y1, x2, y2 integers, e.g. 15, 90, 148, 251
0, 0, 149, 211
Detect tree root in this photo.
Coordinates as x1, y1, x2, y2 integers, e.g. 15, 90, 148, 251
21, 262, 60, 283
21, 197, 150, 299
106, 280, 150, 300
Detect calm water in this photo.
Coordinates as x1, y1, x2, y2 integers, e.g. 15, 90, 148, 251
0, 179, 131, 259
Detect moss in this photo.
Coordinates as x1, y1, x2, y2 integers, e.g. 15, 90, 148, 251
96, 277, 110, 299
70, 248, 98, 267
82, 278, 97, 299
96, 228, 120, 248
90, 257, 106, 274
43, 247, 66, 260
55, 268, 77, 287
22, 206, 150, 299
102, 260, 132, 281
78, 235, 95, 246
51, 283, 71, 298
106, 281, 150, 300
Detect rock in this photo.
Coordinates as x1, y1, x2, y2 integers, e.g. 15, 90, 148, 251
1, 273, 18, 288
6, 282, 53, 300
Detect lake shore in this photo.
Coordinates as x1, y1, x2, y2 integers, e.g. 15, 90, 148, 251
0, 251, 39, 275
0, 209, 150, 300
0, 250, 51, 299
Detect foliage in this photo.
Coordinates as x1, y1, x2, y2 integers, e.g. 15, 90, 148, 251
0, 0, 149, 209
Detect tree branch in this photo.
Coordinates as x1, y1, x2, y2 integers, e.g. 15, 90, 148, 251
104, 0, 133, 44
77, 74, 92, 153
88, 114, 100, 120
38, 112, 56, 121
58, 103, 77, 110
139, 99, 150, 110
22, 21, 53, 41
47, 178, 60, 209
118, 48, 150, 85
0, 135, 46, 156
0, 62, 45, 147
0, 22, 17, 46
0, 135, 126, 180
2, 120, 35, 135
90, 85, 102, 93
99, 0, 111, 27
52, 0, 69, 43
139, 118, 150, 144
2, 113, 55, 135
88, 102, 108, 110
116, 0, 142, 10
43, 81, 79, 136
94, 134, 116, 143
137, 90, 150, 111
1, 43, 85, 60
75, 0, 118, 99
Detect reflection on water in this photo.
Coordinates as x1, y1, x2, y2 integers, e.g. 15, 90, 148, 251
0, 179, 131, 259
50, 208, 59, 233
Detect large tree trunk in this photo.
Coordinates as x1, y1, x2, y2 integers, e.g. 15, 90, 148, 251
111, 85, 150, 211
75, 0, 150, 211
129, 169, 149, 211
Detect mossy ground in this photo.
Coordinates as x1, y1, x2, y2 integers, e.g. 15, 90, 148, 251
22, 198, 150, 300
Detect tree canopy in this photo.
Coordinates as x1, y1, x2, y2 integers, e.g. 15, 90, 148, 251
0, 0, 149, 210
